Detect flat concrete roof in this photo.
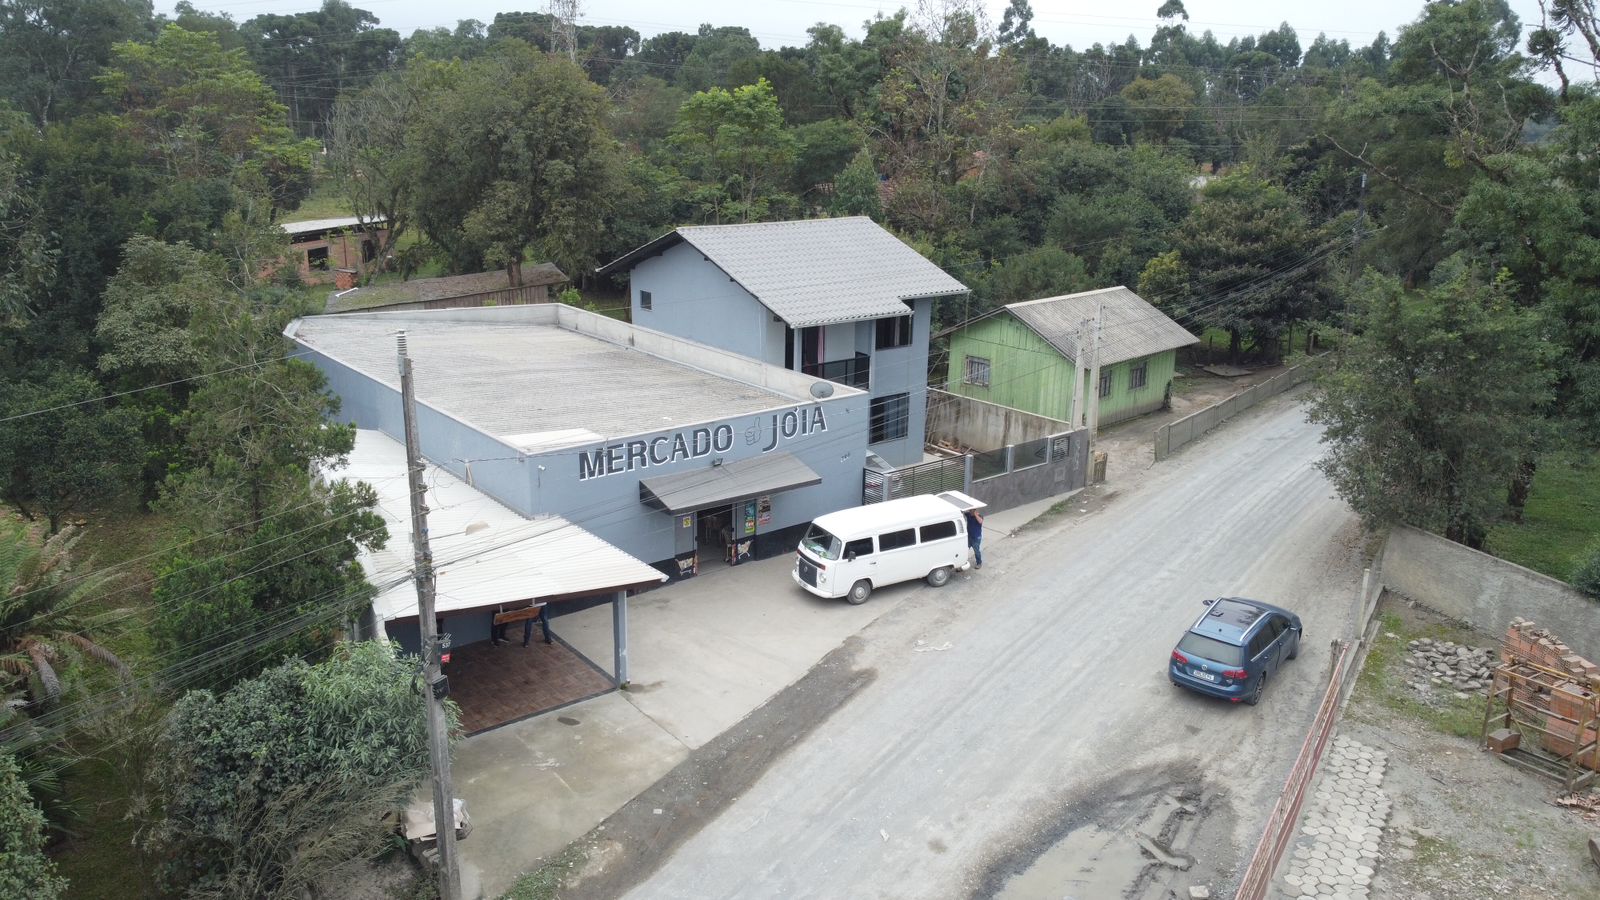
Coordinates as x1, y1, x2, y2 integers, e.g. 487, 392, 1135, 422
286, 304, 856, 453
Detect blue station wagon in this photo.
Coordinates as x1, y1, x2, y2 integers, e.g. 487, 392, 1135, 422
1169, 597, 1303, 705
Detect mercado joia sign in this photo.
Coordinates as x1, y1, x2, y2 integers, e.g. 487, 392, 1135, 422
578, 405, 828, 481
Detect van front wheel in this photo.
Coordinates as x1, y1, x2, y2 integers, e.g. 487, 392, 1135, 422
926, 566, 952, 587
846, 580, 872, 605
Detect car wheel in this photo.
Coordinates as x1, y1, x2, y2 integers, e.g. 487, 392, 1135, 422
1288, 631, 1301, 660
1246, 672, 1266, 706
926, 566, 952, 587
846, 580, 872, 605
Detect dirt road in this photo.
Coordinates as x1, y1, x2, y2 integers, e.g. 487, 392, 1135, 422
583, 393, 1363, 900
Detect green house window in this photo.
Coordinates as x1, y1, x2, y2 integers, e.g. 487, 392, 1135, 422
1099, 369, 1113, 398
963, 355, 991, 387
1129, 361, 1148, 390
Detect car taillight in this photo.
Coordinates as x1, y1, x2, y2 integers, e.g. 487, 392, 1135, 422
1223, 668, 1247, 679
1171, 650, 1188, 665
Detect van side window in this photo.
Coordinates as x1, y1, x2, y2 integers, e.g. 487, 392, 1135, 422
878, 528, 916, 551
844, 537, 874, 558
919, 521, 957, 542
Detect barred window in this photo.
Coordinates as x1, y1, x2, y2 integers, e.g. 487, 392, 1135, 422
963, 356, 991, 387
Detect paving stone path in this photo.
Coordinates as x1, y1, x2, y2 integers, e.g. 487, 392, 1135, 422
1274, 734, 1391, 900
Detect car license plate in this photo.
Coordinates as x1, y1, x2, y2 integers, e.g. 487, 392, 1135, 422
1193, 670, 1217, 682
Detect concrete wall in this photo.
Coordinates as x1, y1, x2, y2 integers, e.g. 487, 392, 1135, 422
964, 430, 1087, 514
1153, 361, 1319, 461
926, 388, 1075, 451
628, 241, 772, 361
1380, 525, 1600, 653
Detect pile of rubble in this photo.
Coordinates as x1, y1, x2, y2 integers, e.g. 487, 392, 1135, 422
1403, 637, 1497, 698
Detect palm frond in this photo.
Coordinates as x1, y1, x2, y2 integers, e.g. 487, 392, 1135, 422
26, 643, 61, 705
62, 634, 132, 679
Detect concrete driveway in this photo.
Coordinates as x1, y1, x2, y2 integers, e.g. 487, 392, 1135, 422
600, 392, 1363, 899
454, 542, 917, 896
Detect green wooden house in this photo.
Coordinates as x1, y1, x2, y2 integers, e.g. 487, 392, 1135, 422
942, 286, 1198, 427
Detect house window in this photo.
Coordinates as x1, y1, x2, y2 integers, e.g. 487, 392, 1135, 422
875, 315, 912, 350
306, 246, 330, 271
1129, 361, 1148, 390
639, 289, 652, 310
1099, 369, 1113, 398
963, 355, 991, 388
870, 393, 910, 443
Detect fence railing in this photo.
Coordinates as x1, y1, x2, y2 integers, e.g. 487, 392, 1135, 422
802, 353, 871, 391
340, 282, 555, 314
863, 455, 967, 504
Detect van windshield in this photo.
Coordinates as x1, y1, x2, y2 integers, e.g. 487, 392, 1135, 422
801, 524, 842, 561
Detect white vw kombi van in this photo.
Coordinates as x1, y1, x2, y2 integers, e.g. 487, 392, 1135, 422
793, 491, 986, 604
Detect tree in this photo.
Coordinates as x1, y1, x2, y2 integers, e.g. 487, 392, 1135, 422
95, 236, 223, 386
1119, 74, 1197, 144
408, 44, 619, 282
830, 147, 883, 219
0, 134, 56, 329
1308, 265, 1554, 547
0, 368, 144, 532
0, 0, 153, 128
328, 67, 429, 281
981, 247, 1094, 305
1160, 174, 1322, 361
668, 78, 797, 223
150, 298, 385, 684
0, 747, 63, 900
1573, 545, 1600, 599
98, 25, 318, 209
148, 642, 442, 898
239, 0, 400, 139
0, 523, 129, 705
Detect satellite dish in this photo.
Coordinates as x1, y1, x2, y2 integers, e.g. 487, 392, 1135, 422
809, 381, 835, 399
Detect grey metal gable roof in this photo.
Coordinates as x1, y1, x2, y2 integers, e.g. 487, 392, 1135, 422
599, 217, 969, 328
1004, 286, 1199, 366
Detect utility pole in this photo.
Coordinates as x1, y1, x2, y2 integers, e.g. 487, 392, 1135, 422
547, 0, 579, 62
1084, 303, 1104, 486
398, 331, 462, 900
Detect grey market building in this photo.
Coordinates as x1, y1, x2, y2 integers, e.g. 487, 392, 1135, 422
287, 303, 872, 579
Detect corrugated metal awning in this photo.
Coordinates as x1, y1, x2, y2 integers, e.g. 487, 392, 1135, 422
639, 453, 822, 514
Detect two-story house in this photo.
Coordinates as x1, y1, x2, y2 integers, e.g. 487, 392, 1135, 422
597, 217, 969, 467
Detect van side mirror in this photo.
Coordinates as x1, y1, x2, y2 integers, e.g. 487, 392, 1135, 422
845, 551, 857, 562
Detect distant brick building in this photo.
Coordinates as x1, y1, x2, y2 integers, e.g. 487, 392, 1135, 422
277, 215, 389, 285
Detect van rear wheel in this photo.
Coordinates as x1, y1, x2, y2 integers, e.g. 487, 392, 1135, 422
846, 580, 872, 605
926, 566, 952, 587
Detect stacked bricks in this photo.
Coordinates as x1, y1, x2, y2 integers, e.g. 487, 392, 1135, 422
1501, 619, 1600, 770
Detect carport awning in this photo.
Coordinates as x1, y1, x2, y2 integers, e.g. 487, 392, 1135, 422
639, 452, 822, 514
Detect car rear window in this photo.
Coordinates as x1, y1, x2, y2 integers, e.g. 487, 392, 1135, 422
1178, 632, 1245, 666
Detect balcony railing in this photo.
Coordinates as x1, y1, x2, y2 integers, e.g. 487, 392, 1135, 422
802, 352, 871, 390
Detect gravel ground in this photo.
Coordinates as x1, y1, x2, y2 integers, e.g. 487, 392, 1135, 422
1340, 600, 1600, 899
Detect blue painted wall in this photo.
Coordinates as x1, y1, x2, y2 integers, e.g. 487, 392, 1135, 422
624, 247, 936, 468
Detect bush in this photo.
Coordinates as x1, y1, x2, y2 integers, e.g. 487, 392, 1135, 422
1573, 546, 1600, 600
148, 641, 451, 899
0, 747, 64, 900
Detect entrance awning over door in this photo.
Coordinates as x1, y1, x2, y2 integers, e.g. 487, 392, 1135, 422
639, 452, 822, 514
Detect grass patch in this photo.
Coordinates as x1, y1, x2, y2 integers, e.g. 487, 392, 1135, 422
1351, 612, 1485, 740
284, 179, 356, 222
498, 842, 590, 900
50, 755, 156, 899
1485, 452, 1600, 583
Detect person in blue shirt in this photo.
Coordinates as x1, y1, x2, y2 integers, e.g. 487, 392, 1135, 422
964, 509, 984, 570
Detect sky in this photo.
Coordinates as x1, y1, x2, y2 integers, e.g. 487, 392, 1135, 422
175, 0, 1584, 78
